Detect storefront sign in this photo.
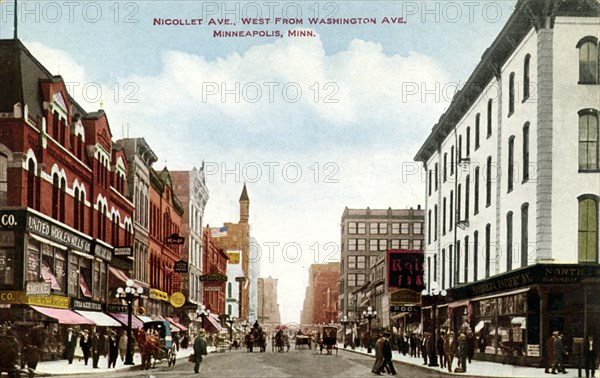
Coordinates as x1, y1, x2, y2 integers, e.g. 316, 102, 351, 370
0, 291, 69, 308
27, 214, 91, 253
26, 282, 51, 296
390, 305, 421, 313
171, 273, 181, 293
170, 292, 185, 308
0, 210, 26, 231
174, 260, 188, 273
108, 304, 128, 313
200, 273, 227, 282
227, 250, 241, 264
114, 247, 132, 257
0, 291, 19, 303
387, 249, 424, 292
149, 288, 169, 302
166, 233, 185, 245
389, 288, 421, 305
93, 243, 112, 262
72, 298, 103, 311
204, 286, 222, 292
527, 344, 540, 357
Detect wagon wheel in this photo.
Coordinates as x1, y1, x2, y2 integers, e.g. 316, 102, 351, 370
171, 349, 177, 366
167, 349, 173, 367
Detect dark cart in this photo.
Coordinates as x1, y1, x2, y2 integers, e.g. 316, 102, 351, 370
0, 332, 22, 377
143, 320, 177, 367
319, 326, 338, 355
295, 335, 312, 350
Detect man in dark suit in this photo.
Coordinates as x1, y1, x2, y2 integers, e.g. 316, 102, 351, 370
193, 332, 208, 374
584, 335, 598, 378
377, 331, 397, 375
64, 328, 77, 364
552, 332, 567, 374
91, 330, 101, 369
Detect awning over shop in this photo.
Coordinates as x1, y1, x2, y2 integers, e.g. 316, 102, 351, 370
137, 315, 153, 323
471, 287, 530, 302
203, 313, 224, 333
166, 317, 188, 331
109, 267, 143, 288
75, 310, 121, 327
448, 300, 470, 309
31, 306, 94, 325
109, 313, 144, 329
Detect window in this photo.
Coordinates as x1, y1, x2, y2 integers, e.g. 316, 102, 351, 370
441, 248, 446, 290
27, 159, 35, 209
443, 197, 447, 236
369, 255, 378, 268
74, 188, 80, 231
401, 240, 410, 249
487, 99, 493, 137
427, 256, 431, 290
414, 240, 423, 250
473, 230, 479, 281
466, 127, 471, 157
357, 222, 366, 234
348, 222, 358, 234
579, 110, 599, 171
448, 244, 453, 287
474, 166, 480, 215
433, 254, 438, 281
508, 72, 515, 116
357, 239, 366, 251
465, 175, 470, 221
451, 146, 455, 176
464, 235, 469, 282
228, 282, 232, 297
508, 136, 515, 192
521, 203, 529, 267
356, 274, 366, 286
435, 163, 439, 191
485, 224, 491, 278
578, 196, 598, 263
486, 157, 492, 207
348, 274, 357, 287
349, 239, 357, 251
449, 191, 454, 231
400, 223, 410, 234
370, 222, 387, 235
370, 239, 378, 251
475, 114, 481, 150
434, 205, 438, 241
443, 153, 448, 182
456, 241, 461, 284
523, 54, 531, 100
52, 174, 59, 219
507, 211, 513, 271
578, 37, 598, 84
457, 184, 462, 222
413, 223, 423, 235
428, 170, 432, 196
357, 256, 366, 269
59, 177, 66, 223
378, 239, 387, 251
391, 223, 400, 235
428, 210, 432, 244
391, 240, 400, 249
458, 135, 463, 162
523, 123, 530, 182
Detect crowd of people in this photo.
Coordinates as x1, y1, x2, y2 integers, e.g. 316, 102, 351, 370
64, 328, 128, 369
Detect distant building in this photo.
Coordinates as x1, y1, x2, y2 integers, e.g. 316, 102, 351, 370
225, 248, 243, 318
414, 0, 600, 366
202, 226, 228, 316
248, 236, 261, 322
301, 263, 339, 325
339, 207, 425, 325
258, 276, 281, 325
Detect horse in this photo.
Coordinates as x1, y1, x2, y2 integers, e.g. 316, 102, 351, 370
133, 329, 159, 370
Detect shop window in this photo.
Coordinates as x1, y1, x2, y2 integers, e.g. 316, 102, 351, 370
578, 195, 599, 262
0, 241, 15, 286
41, 245, 62, 291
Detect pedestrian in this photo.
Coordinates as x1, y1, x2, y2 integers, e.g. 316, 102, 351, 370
478, 333, 487, 353
437, 331, 446, 369
118, 331, 127, 362
79, 330, 91, 366
64, 328, 77, 364
552, 332, 567, 374
427, 331, 436, 366
545, 331, 557, 374
193, 332, 208, 374
421, 333, 429, 365
467, 331, 476, 363
457, 333, 468, 373
377, 331, 397, 375
181, 333, 189, 349
91, 330, 101, 369
444, 331, 457, 373
372, 333, 384, 375
107, 330, 118, 368
409, 334, 417, 357
584, 335, 597, 378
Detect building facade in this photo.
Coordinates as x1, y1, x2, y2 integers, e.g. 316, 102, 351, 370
301, 263, 339, 325
171, 166, 209, 312
339, 207, 425, 322
258, 276, 281, 325
248, 236, 261, 322
414, 0, 600, 366
201, 226, 228, 316
0, 39, 134, 358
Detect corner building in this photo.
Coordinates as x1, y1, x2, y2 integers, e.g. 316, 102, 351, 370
415, 0, 600, 366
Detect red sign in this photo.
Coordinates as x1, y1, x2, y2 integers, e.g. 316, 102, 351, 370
171, 273, 181, 293
387, 249, 424, 292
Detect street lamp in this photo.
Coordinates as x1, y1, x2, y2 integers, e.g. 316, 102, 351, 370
340, 315, 350, 348
116, 279, 144, 365
196, 304, 210, 331
226, 316, 236, 342
421, 288, 447, 367
362, 306, 377, 354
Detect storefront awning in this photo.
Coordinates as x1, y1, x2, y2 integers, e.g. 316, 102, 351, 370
31, 306, 94, 325
166, 317, 188, 331
75, 310, 121, 327
109, 313, 144, 329
448, 300, 470, 309
137, 315, 153, 323
109, 267, 143, 288
203, 313, 224, 333
471, 287, 530, 302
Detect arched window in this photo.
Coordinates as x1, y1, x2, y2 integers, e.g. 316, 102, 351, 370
52, 174, 60, 219
74, 188, 80, 230
79, 191, 85, 232
578, 37, 598, 84
508, 72, 515, 115
578, 109, 599, 171
578, 195, 598, 263
523, 54, 531, 100
27, 159, 35, 208
59, 177, 66, 222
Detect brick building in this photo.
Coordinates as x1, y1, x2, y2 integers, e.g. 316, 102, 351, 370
0, 39, 134, 358
201, 226, 228, 332
301, 263, 339, 325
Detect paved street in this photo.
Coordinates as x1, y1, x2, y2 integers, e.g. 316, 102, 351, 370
60, 347, 447, 378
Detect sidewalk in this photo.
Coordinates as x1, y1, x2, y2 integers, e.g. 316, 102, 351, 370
33, 346, 216, 376
339, 344, 583, 378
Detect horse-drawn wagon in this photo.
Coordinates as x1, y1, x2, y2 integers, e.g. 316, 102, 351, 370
135, 320, 177, 369
318, 326, 338, 355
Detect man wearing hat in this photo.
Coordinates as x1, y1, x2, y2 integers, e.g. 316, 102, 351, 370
193, 331, 208, 374
376, 331, 397, 375
64, 328, 77, 364
545, 331, 557, 374
457, 333, 468, 373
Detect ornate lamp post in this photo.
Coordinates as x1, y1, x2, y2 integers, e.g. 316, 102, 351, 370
226, 316, 236, 342
116, 279, 144, 365
362, 306, 377, 354
421, 288, 447, 367
196, 304, 210, 331
340, 315, 350, 348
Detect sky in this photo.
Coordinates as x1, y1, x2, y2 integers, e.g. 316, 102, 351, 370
0, 0, 515, 323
